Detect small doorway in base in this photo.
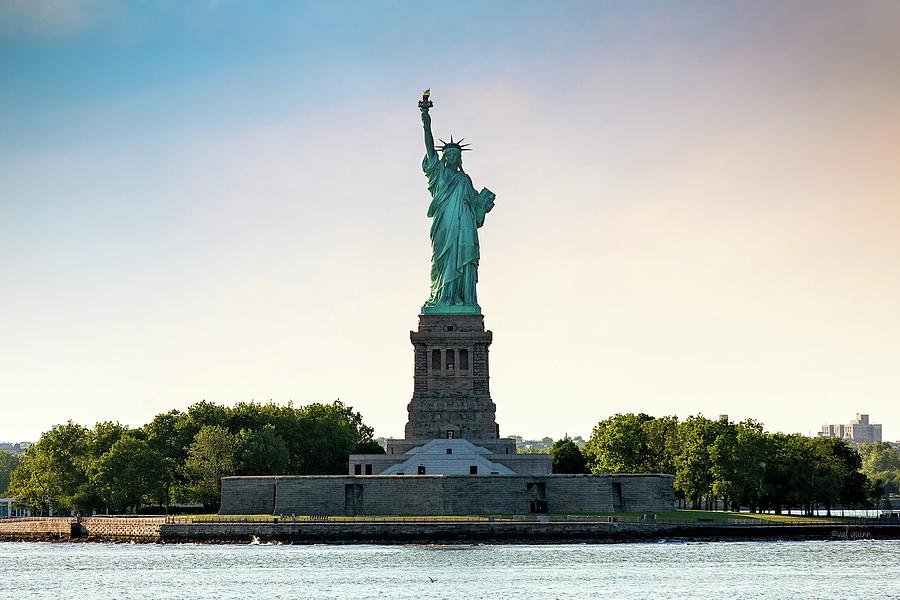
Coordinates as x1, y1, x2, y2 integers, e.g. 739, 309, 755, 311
344, 483, 364, 515
611, 481, 624, 512
527, 482, 547, 513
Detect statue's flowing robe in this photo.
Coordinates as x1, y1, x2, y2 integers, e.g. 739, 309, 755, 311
423, 152, 494, 306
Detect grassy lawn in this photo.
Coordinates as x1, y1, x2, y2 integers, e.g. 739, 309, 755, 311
597, 510, 851, 524
732, 512, 849, 524
582, 510, 850, 524
539, 510, 752, 523
177, 514, 495, 522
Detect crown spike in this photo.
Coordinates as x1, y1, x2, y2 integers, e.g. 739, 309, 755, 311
438, 135, 473, 152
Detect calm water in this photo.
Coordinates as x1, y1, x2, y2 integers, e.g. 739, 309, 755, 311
5, 540, 899, 599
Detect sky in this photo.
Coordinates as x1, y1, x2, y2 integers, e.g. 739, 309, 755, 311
2, 0, 899, 443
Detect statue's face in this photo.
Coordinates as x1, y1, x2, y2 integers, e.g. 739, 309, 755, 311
443, 148, 461, 168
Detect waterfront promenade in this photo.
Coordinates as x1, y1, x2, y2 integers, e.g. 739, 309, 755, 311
2, 513, 897, 544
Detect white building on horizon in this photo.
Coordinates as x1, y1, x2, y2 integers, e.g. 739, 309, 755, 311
819, 413, 882, 445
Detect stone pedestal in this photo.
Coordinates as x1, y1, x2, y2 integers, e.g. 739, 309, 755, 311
404, 313, 500, 440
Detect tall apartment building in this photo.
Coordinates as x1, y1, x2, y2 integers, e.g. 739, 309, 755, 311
819, 413, 882, 445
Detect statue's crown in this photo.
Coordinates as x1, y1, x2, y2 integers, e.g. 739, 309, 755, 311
437, 135, 471, 153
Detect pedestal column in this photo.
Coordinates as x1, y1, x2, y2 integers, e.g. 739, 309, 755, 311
404, 313, 499, 440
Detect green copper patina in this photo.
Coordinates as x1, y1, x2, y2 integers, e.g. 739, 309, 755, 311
419, 90, 495, 315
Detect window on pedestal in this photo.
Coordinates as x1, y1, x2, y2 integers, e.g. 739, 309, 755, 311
431, 349, 441, 373
354, 464, 361, 475
446, 350, 455, 372
418, 465, 426, 475
459, 349, 469, 373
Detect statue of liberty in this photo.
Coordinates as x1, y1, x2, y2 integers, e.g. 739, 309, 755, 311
419, 90, 495, 314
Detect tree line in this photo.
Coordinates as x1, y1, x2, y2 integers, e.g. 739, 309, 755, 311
550, 413, 885, 515
7, 400, 381, 514
859, 441, 900, 496
6, 407, 891, 517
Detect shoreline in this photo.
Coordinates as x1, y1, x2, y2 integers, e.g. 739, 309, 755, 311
2, 517, 898, 545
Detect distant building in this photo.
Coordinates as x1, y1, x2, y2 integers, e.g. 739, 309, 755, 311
0, 498, 31, 519
0, 442, 32, 454
819, 413, 882, 445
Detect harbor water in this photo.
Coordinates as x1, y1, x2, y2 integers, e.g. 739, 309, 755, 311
5, 540, 898, 599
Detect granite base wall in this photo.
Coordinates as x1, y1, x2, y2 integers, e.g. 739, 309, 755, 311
220, 474, 674, 516
0, 517, 72, 540
491, 454, 552, 475
0, 517, 163, 541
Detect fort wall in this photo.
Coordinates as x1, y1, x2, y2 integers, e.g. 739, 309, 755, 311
220, 473, 675, 516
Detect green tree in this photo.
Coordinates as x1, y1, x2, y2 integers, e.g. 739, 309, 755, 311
7, 421, 90, 514
289, 401, 373, 474
7, 400, 380, 513
235, 425, 289, 476
673, 415, 722, 510
858, 442, 900, 495
756, 433, 791, 514
859, 441, 900, 472
353, 439, 386, 454
178, 400, 376, 475
142, 409, 193, 501
185, 400, 230, 431
825, 438, 870, 509
6, 450, 52, 513
93, 434, 170, 513
88, 421, 128, 460
180, 426, 237, 509
642, 416, 680, 473
784, 435, 818, 515
143, 409, 195, 464
66, 421, 132, 512
710, 419, 766, 512
584, 413, 656, 473
550, 439, 587, 474
0, 450, 22, 496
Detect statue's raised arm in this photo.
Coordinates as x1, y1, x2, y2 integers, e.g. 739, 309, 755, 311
419, 89, 435, 160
